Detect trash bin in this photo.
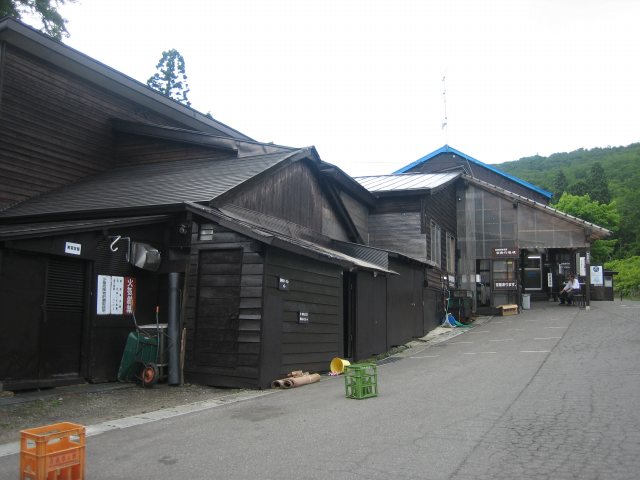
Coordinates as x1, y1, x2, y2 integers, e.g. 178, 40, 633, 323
522, 293, 531, 310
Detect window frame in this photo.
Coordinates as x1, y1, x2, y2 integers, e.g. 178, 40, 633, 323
429, 221, 442, 267
445, 232, 456, 274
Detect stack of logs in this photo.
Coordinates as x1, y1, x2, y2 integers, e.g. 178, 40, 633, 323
271, 370, 321, 389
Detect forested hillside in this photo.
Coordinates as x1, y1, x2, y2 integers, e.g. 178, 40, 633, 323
498, 143, 640, 201
496, 143, 640, 295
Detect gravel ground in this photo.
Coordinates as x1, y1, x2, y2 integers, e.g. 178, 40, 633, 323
0, 382, 239, 445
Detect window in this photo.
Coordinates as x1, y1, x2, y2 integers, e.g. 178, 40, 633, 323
198, 223, 215, 241
430, 221, 441, 267
446, 233, 456, 274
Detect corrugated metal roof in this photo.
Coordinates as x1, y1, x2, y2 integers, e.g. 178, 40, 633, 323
331, 241, 389, 270
393, 145, 553, 199
354, 173, 460, 192
0, 151, 297, 218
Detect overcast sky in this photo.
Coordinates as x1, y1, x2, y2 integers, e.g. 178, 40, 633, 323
42, 0, 640, 176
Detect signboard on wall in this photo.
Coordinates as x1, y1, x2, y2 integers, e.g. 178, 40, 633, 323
97, 275, 136, 315
493, 281, 518, 291
125, 277, 136, 315
64, 241, 82, 255
492, 247, 519, 258
579, 257, 587, 276
111, 276, 124, 314
590, 266, 604, 286
97, 275, 111, 315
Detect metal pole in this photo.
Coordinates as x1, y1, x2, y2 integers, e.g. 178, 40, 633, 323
167, 272, 181, 385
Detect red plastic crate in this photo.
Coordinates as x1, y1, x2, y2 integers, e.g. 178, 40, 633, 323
20, 422, 85, 480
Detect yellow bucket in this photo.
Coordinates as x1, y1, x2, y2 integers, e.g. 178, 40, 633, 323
330, 357, 351, 374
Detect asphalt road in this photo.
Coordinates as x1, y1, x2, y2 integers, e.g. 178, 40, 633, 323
2, 299, 639, 479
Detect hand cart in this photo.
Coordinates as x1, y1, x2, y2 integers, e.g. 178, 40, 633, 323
117, 307, 168, 387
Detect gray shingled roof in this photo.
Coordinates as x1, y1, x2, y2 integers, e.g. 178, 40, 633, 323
0, 151, 298, 218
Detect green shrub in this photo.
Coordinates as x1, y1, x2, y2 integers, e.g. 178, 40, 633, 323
605, 256, 640, 298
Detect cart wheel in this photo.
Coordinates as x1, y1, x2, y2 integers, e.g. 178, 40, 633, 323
141, 363, 159, 388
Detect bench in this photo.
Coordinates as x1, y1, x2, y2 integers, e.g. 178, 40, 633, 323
571, 293, 585, 308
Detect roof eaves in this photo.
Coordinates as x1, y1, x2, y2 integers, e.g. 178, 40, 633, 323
111, 119, 299, 157
0, 17, 253, 140
0, 215, 172, 240
0, 202, 188, 223
318, 161, 377, 206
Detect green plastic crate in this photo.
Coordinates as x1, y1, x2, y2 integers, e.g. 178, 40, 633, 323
344, 363, 378, 399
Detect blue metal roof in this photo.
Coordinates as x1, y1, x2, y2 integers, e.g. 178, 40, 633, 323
392, 145, 553, 200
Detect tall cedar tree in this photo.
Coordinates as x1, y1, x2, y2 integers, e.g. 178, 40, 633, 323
551, 170, 568, 204
586, 163, 611, 204
147, 49, 191, 106
0, 0, 74, 39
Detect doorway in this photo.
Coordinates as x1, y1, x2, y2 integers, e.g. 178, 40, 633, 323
523, 255, 543, 291
0, 251, 86, 389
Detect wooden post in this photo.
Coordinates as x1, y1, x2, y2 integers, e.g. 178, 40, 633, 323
584, 247, 591, 310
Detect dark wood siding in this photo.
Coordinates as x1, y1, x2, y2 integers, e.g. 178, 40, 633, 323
193, 249, 243, 368
340, 191, 369, 242
368, 196, 425, 260
184, 223, 264, 388
0, 46, 193, 209
354, 272, 387, 360
387, 259, 424, 345
423, 287, 442, 333
372, 196, 421, 214
263, 247, 343, 382
423, 182, 458, 269
225, 161, 349, 241
424, 184, 458, 235
369, 211, 425, 261
0, 250, 46, 384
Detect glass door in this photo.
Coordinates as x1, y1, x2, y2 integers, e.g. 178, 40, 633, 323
523, 255, 543, 290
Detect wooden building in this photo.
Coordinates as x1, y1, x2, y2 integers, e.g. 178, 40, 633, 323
355, 173, 462, 322
0, 17, 252, 212
1, 18, 439, 391
4, 17, 606, 394
355, 151, 612, 314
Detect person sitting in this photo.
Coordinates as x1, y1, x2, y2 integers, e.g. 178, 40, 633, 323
559, 274, 580, 305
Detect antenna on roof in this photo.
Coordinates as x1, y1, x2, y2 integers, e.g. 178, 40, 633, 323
441, 75, 448, 143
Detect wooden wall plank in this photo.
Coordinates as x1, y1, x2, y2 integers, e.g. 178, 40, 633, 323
0, 47, 194, 210
183, 224, 267, 388
263, 247, 343, 378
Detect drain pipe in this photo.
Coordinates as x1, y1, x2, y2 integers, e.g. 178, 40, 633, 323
167, 272, 181, 385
